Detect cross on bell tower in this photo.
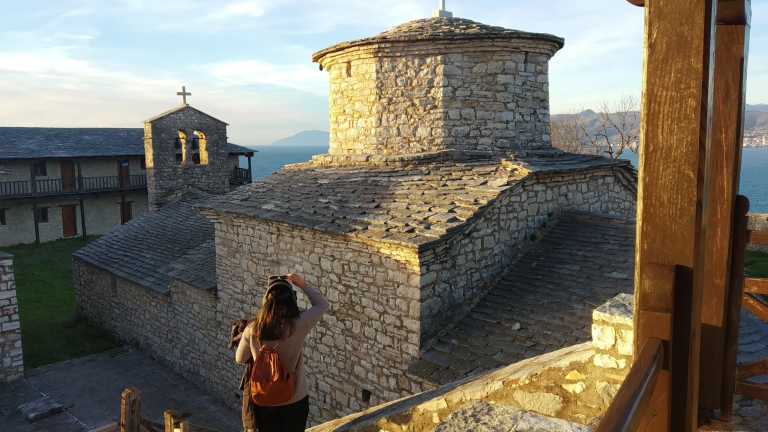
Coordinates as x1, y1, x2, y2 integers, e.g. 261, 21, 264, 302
433, 0, 453, 18
176, 86, 191, 105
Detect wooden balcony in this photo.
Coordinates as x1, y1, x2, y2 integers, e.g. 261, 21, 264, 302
230, 167, 252, 186
0, 175, 147, 200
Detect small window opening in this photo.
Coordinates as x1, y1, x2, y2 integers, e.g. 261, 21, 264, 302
32, 161, 47, 177
177, 130, 188, 165
140, 158, 146, 170
36, 207, 49, 223
120, 201, 133, 224
345, 62, 352, 78
0, 208, 6, 226
361, 389, 372, 404
192, 131, 208, 166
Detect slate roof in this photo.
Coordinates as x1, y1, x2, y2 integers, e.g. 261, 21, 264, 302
408, 213, 636, 385
0, 127, 254, 160
199, 153, 632, 249
73, 191, 216, 293
313, 17, 564, 62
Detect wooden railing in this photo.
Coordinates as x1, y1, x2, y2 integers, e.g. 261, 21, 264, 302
94, 388, 221, 432
0, 175, 147, 199
734, 223, 768, 402
595, 338, 665, 432
230, 167, 251, 186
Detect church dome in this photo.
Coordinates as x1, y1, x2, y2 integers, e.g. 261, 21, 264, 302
313, 17, 563, 64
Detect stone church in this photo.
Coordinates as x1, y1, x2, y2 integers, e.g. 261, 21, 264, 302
74, 14, 637, 423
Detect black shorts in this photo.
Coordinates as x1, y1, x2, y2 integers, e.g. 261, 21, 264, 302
253, 396, 309, 432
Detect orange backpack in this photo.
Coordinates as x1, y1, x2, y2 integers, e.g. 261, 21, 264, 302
249, 343, 298, 406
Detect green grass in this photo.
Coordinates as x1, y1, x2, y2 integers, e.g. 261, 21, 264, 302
1, 237, 118, 368
746, 250, 768, 278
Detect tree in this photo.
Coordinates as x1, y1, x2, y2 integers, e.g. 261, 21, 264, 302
551, 96, 640, 159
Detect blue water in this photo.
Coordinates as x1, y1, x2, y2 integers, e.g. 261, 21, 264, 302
242, 145, 767, 213
621, 148, 768, 213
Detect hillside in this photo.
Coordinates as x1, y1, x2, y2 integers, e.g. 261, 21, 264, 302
270, 130, 329, 147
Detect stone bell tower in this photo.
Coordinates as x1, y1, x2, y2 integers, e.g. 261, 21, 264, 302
143, 95, 232, 210
312, 16, 564, 163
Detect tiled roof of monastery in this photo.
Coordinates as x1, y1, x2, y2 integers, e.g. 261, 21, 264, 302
0, 127, 254, 160
313, 17, 564, 62
74, 191, 217, 293
199, 152, 632, 249
408, 213, 636, 385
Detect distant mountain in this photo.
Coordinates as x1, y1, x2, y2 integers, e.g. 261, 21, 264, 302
270, 130, 329, 147
747, 104, 768, 113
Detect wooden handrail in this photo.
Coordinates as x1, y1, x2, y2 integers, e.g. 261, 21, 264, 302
745, 278, 768, 295
749, 230, 768, 246
596, 338, 665, 432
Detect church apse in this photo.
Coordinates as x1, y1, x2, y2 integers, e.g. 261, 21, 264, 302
143, 105, 231, 210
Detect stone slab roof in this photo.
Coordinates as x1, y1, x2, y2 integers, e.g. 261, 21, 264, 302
408, 213, 636, 385
313, 17, 564, 62
0, 127, 254, 160
74, 191, 216, 293
199, 153, 631, 249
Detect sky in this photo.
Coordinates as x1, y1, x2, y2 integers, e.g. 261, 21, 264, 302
0, 0, 766, 147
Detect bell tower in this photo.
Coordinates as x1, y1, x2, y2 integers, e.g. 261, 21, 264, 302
143, 90, 232, 210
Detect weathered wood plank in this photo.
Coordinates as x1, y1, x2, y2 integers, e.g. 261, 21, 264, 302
737, 358, 768, 380
735, 381, 768, 401
749, 230, 768, 246
742, 294, 768, 322
120, 388, 141, 432
744, 278, 768, 295
626, 0, 750, 25
633, 0, 717, 429
721, 196, 751, 417
699, 20, 750, 409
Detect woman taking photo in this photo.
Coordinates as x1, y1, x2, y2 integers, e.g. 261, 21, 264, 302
236, 273, 329, 432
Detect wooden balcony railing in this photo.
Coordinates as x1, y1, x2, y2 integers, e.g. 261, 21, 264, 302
230, 167, 252, 186
0, 175, 147, 199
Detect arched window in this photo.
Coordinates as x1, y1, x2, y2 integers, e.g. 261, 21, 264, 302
176, 130, 187, 165
192, 131, 208, 165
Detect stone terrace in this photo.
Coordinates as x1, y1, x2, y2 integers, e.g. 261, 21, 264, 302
409, 213, 635, 386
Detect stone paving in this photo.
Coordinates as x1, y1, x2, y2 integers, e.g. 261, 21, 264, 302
0, 347, 241, 432
409, 213, 635, 385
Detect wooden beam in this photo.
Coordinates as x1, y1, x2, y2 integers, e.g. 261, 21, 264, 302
671, 265, 695, 431
742, 294, 768, 322
745, 278, 768, 295
633, 0, 717, 429
626, 0, 751, 25
119, 388, 141, 432
721, 196, 750, 417
699, 21, 750, 409
749, 230, 768, 246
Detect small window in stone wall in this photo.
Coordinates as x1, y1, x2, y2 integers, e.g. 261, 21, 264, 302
192, 131, 208, 165
345, 62, 352, 78
0, 208, 6, 225
361, 389, 372, 404
176, 130, 188, 166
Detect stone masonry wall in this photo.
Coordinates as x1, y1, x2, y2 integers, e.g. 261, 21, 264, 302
0, 252, 23, 382
322, 39, 558, 158
212, 218, 428, 422
418, 168, 637, 340
144, 108, 231, 210
73, 260, 226, 400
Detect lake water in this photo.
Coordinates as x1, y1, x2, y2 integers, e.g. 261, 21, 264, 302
243, 146, 768, 213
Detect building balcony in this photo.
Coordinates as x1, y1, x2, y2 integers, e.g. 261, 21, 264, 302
230, 167, 252, 186
0, 175, 147, 200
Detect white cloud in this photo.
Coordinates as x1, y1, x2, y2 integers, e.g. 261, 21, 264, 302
208, 59, 326, 95
206, 1, 267, 21
61, 8, 94, 18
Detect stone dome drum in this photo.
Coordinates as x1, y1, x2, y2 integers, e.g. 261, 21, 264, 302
312, 17, 564, 164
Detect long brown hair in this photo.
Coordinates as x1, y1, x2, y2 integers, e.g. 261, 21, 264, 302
254, 280, 300, 342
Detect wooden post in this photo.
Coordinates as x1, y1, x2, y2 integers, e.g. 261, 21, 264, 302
632, 0, 717, 430
119, 388, 141, 432
79, 198, 87, 239
699, 10, 750, 408
247, 155, 253, 184
163, 410, 189, 432
32, 203, 40, 244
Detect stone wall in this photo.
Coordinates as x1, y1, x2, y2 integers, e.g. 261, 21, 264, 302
72, 260, 228, 401
320, 39, 559, 159
0, 252, 23, 382
144, 107, 231, 210
212, 218, 428, 421
418, 168, 637, 340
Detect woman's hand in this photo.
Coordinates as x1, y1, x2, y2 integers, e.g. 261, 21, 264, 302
286, 273, 307, 290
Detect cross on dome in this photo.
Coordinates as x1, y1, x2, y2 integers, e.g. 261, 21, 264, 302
434, 0, 453, 18
176, 86, 191, 105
